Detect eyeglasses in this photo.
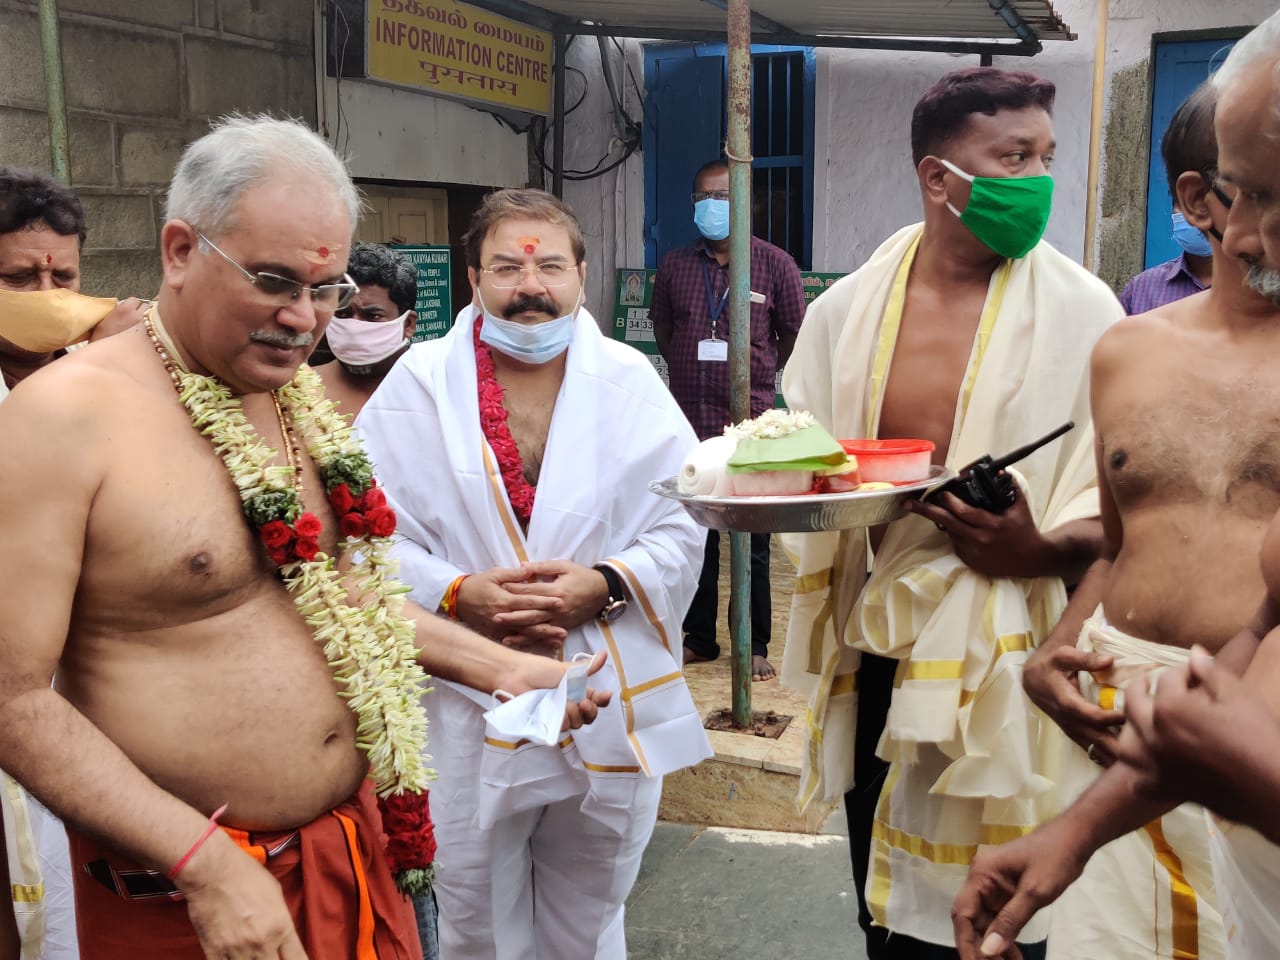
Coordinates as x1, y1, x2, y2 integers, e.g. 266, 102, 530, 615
1199, 171, 1233, 211
691, 190, 731, 204
197, 232, 358, 312
480, 262, 578, 289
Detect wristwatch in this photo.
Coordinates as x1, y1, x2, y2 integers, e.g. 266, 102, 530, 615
594, 563, 628, 624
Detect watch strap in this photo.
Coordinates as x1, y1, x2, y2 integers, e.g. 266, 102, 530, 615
594, 563, 625, 605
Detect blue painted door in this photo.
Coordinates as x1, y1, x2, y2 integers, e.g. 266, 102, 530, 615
643, 48, 725, 267
643, 44, 815, 269
1144, 37, 1239, 268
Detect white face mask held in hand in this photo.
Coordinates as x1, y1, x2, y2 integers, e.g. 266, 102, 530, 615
483, 671, 570, 746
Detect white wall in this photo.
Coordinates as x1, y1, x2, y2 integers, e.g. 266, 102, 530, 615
781, 0, 1101, 270
319, 76, 529, 187
1104, 0, 1275, 73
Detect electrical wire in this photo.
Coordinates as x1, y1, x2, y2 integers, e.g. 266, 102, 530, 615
532, 37, 643, 181
611, 36, 646, 113
325, 0, 353, 157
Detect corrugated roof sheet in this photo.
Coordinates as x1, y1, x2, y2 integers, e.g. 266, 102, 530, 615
480, 0, 1074, 48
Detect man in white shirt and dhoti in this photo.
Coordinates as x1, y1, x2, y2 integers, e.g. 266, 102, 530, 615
780, 67, 1122, 958
357, 188, 711, 960
953, 13, 1280, 960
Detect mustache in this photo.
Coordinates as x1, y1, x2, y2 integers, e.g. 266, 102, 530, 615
503, 294, 558, 319
250, 329, 315, 349
1244, 263, 1280, 305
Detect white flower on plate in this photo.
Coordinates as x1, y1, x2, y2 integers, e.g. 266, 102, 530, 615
723, 408, 817, 441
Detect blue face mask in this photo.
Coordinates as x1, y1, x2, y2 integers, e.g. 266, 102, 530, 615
693, 198, 730, 241
1171, 210, 1213, 257
477, 291, 578, 365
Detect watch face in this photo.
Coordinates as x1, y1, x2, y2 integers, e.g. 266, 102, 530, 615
601, 598, 628, 623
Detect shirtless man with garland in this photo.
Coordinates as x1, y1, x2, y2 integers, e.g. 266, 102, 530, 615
954, 16, 1280, 958
0, 116, 605, 960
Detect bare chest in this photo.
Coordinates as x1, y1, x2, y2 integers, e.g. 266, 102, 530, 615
1100, 359, 1280, 519
77, 405, 341, 630
498, 376, 562, 486
877, 287, 986, 461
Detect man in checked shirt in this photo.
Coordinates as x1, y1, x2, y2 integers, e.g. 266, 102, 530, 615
650, 157, 807, 682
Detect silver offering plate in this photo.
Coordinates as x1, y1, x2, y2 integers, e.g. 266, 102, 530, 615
649, 465, 956, 533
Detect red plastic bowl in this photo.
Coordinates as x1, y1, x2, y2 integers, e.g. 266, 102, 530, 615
839, 439, 935, 484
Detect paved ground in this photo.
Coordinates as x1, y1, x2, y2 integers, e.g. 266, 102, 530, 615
625, 815, 867, 960
623, 537, 868, 959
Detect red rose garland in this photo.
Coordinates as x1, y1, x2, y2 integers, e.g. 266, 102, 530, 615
378, 791, 438, 881
325, 481, 398, 542
473, 319, 536, 524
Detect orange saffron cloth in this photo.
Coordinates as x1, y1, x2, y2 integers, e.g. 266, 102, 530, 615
68, 780, 422, 960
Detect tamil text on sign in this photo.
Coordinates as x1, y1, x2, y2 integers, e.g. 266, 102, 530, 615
369, 0, 552, 115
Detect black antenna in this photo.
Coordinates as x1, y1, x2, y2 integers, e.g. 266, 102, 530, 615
988, 421, 1075, 472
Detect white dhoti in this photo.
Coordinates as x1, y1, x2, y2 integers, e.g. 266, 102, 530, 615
781, 224, 1121, 946
2, 772, 45, 960
1047, 610, 1224, 960
1207, 815, 1280, 960
358, 306, 711, 960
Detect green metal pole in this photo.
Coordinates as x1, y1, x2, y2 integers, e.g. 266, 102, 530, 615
726, 0, 753, 729
38, 0, 71, 183
551, 29, 566, 197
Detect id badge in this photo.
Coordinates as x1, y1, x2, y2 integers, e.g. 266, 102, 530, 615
698, 338, 728, 362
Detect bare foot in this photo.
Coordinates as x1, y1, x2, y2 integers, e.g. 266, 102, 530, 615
752, 655, 776, 682
683, 645, 713, 666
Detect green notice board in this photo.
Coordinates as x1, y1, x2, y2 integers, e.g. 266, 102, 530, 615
611, 269, 664, 382
610, 268, 847, 406
391, 244, 453, 342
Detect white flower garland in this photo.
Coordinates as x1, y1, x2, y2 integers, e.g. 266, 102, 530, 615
148, 312, 431, 797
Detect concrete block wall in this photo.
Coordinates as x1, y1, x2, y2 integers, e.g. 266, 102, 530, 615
0, 0, 316, 298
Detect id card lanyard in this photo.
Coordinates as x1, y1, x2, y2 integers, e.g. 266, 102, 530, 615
699, 261, 729, 362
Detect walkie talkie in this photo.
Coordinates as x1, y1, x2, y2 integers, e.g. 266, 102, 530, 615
924, 421, 1075, 514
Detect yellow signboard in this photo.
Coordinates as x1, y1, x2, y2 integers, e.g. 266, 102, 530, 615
368, 0, 552, 115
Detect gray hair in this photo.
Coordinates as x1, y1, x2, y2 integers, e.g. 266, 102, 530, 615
165, 115, 360, 237
1213, 11, 1280, 106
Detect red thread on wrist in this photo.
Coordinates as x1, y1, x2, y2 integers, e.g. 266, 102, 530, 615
440, 574, 469, 620
167, 803, 228, 881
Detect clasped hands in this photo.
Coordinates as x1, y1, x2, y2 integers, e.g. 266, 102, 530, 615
455, 560, 609, 655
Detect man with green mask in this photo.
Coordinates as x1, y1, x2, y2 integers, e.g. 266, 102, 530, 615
781, 67, 1123, 959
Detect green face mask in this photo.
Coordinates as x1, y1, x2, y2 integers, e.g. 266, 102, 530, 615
940, 159, 1054, 259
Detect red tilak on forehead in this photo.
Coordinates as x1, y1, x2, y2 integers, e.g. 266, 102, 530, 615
45, 253, 52, 264
517, 236, 540, 255
302, 244, 339, 275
